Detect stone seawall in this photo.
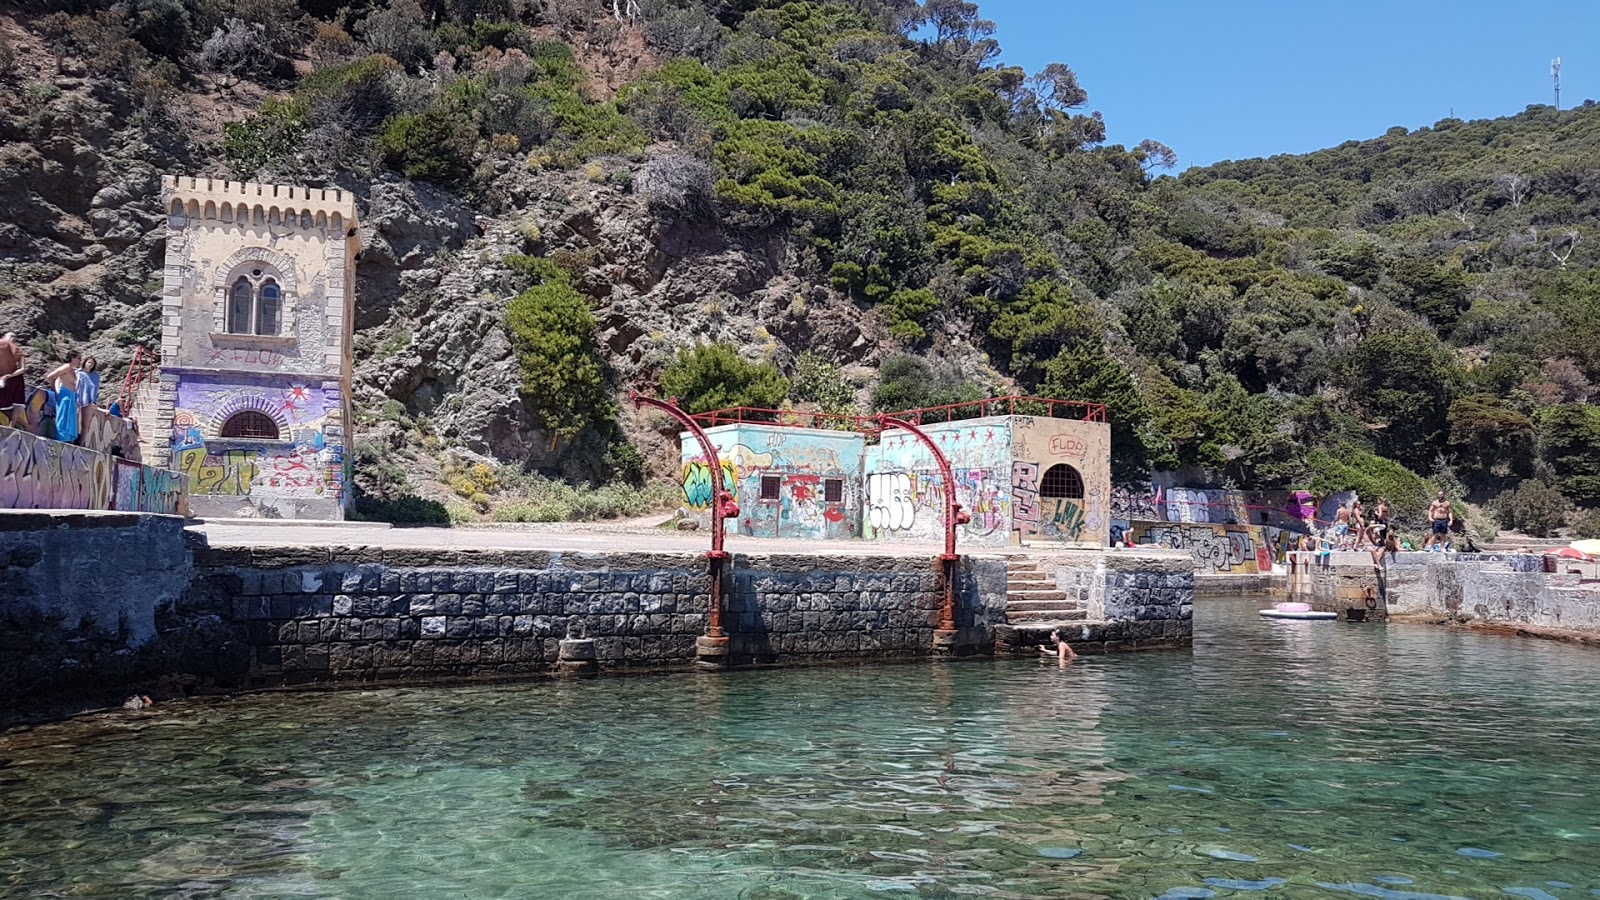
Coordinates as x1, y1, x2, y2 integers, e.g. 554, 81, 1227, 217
1, 513, 243, 719
196, 546, 1007, 687
1383, 553, 1600, 637
2, 519, 1018, 724
995, 551, 1194, 652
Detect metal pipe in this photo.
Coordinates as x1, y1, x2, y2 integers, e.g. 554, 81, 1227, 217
877, 414, 970, 649
631, 392, 737, 660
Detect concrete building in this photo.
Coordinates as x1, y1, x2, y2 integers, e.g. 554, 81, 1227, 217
680, 406, 1113, 547
134, 176, 360, 519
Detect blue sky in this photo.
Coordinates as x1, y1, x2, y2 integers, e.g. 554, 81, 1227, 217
978, 0, 1600, 170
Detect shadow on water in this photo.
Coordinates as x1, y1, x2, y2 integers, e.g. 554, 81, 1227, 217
1, 598, 1598, 897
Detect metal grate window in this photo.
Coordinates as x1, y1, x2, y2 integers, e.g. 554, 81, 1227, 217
760, 475, 781, 501
220, 410, 281, 440
824, 479, 844, 503
1040, 464, 1084, 499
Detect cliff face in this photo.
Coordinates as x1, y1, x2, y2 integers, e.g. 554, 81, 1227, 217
0, 11, 888, 493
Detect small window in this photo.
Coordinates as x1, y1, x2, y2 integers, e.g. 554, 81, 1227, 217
220, 410, 281, 440
1040, 464, 1084, 499
256, 281, 282, 335
760, 476, 781, 501
227, 279, 254, 334
824, 479, 844, 503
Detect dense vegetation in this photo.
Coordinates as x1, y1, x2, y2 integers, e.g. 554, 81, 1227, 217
15, 0, 1597, 532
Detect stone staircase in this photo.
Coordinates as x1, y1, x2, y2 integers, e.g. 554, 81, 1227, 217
1005, 560, 1086, 625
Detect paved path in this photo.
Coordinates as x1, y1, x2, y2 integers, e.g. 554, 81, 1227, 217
192, 521, 987, 557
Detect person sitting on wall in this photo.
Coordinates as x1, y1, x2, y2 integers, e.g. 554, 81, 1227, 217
1039, 628, 1079, 663
0, 332, 24, 411
77, 356, 101, 408
44, 351, 82, 444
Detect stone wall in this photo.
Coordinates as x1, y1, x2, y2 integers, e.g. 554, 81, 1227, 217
995, 551, 1194, 652
1, 425, 187, 515
1285, 551, 1388, 621
0, 512, 240, 720
196, 547, 1008, 686
1382, 553, 1600, 635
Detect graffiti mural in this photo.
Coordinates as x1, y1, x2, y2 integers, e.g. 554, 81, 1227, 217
78, 405, 142, 461
681, 459, 737, 509
681, 426, 863, 540
113, 459, 188, 515
866, 472, 915, 531
1011, 461, 1040, 540
1128, 521, 1304, 574
2, 425, 182, 514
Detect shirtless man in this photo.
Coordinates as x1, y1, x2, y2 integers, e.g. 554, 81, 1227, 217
0, 332, 24, 408
44, 351, 82, 443
1425, 491, 1453, 551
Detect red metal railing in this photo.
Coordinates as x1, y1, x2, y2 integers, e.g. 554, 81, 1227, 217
689, 395, 1109, 432
883, 395, 1106, 425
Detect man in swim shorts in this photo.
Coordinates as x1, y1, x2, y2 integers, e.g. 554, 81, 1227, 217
1425, 491, 1453, 551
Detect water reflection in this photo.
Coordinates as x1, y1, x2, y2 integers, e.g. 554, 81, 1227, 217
1, 600, 1598, 898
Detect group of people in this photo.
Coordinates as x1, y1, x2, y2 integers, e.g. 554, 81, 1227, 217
1303, 490, 1462, 567
0, 332, 103, 444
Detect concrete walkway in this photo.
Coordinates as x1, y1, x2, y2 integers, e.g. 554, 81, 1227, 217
193, 521, 979, 557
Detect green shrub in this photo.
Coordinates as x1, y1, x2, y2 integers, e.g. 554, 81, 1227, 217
378, 106, 478, 183
224, 98, 307, 177
1489, 481, 1571, 538
352, 493, 450, 525
1573, 507, 1600, 540
659, 344, 789, 414
789, 351, 857, 413
870, 354, 985, 414
1306, 445, 1434, 525
506, 281, 613, 442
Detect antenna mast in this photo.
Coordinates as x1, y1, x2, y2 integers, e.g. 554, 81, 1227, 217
1552, 57, 1562, 109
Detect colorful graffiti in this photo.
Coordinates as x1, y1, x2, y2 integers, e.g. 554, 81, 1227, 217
0, 388, 50, 435
2, 425, 182, 513
681, 458, 737, 510
78, 405, 142, 461
1128, 521, 1303, 574
113, 459, 188, 515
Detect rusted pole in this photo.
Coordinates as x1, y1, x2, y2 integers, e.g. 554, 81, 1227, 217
631, 391, 738, 666
877, 414, 970, 656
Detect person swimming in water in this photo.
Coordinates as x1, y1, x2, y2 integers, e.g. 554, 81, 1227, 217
1039, 628, 1079, 663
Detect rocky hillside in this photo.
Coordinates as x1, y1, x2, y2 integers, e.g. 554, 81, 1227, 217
1, 1, 1596, 535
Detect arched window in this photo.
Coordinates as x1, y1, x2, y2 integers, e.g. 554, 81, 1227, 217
220, 410, 281, 440
224, 267, 284, 336
1040, 464, 1084, 499
227, 279, 254, 334
257, 281, 281, 334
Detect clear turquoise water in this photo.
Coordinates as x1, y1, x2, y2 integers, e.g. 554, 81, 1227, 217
3, 599, 1600, 899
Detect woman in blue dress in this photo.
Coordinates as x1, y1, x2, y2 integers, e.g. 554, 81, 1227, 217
77, 355, 101, 407
44, 351, 82, 443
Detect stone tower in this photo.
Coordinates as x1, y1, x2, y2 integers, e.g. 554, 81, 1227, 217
135, 176, 361, 520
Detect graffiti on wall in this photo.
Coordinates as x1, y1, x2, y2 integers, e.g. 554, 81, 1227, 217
1012, 461, 1040, 539
681, 458, 737, 510
79, 405, 142, 462
1113, 486, 1321, 529
113, 459, 187, 515
866, 472, 915, 531
0, 388, 50, 436
1, 425, 181, 513
1128, 521, 1303, 574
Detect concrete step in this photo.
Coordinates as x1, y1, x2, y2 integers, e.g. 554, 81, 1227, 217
1009, 609, 1088, 623
1006, 589, 1073, 603
1006, 576, 1052, 589
1007, 599, 1086, 613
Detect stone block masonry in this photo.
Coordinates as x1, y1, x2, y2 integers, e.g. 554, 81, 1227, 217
199, 547, 1009, 686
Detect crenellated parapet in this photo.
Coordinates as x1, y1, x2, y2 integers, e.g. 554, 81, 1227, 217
161, 175, 361, 248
